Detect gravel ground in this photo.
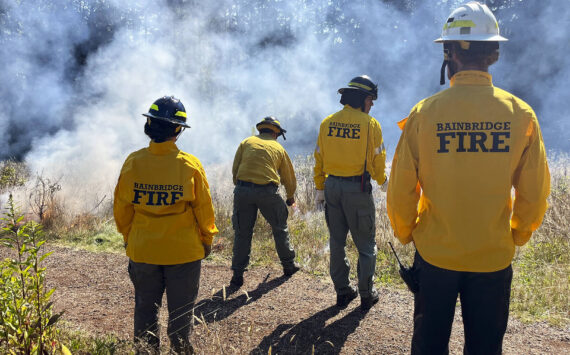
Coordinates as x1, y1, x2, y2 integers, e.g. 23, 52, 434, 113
1, 245, 569, 354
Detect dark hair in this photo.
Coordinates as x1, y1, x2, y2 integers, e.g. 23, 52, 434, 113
451, 41, 499, 67
259, 128, 275, 135
144, 118, 180, 142
340, 90, 368, 111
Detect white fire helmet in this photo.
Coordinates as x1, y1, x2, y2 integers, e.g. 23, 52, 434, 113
434, 1, 508, 42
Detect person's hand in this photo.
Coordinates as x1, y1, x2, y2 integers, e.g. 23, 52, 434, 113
286, 197, 295, 206
315, 189, 325, 211
380, 177, 388, 192
203, 243, 212, 258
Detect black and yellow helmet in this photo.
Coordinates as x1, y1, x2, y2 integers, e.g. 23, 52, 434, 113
256, 116, 287, 140
338, 75, 378, 100
142, 96, 190, 128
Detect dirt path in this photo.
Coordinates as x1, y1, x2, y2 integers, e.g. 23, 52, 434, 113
2, 245, 569, 354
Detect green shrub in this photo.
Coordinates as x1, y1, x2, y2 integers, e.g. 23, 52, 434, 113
0, 195, 68, 354
0, 159, 29, 192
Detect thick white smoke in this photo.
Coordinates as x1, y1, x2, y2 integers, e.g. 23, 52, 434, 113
0, 0, 568, 211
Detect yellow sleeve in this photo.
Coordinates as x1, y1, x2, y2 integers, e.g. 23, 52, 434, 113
511, 116, 550, 246
113, 175, 134, 244
368, 120, 387, 185
232, 143, 243, 185
279, 150, 297, 199
313, 124, 326, 190
386, 112, 421, 245
190, 163, 219, 246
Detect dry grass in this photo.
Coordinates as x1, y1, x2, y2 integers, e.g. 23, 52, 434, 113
1, 152, 568, 327
510, 152, 570, 326
207, 153, 570, 326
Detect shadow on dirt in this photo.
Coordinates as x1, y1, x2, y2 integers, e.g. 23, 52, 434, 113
193, 272, 288, 324
250, 304, 367, 354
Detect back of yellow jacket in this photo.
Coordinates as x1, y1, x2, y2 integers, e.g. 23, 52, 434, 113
232, 133, 297, 199
387, 71, 550, 272
314, 105, 387, 189
114, 140, 218, 265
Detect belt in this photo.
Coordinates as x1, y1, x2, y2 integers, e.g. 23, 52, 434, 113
328, 175, 362, 183
237, 180, 276, 188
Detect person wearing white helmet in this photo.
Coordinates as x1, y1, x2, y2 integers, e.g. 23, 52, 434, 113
387, 2, 550, 354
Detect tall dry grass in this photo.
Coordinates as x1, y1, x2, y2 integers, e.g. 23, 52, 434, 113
207, 153, 569, 325
1, 152, 568, 326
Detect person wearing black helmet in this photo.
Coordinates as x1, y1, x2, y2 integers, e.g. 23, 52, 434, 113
114, 96, 218, 354
230, 116, 300, 288
313, 75, 387, 311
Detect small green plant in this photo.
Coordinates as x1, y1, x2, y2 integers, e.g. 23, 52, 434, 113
0, 194, 67, 354
0, 159, 29, 192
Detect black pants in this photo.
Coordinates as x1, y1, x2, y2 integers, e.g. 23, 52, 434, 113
411, 252, 512, 355
128, 259, 201, 354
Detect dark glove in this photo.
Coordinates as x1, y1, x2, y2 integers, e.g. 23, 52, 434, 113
203, 243, 212, 258
286, 197, 295, 206
315, 189, 325, 211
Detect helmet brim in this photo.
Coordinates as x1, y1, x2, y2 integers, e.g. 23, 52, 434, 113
338, 87, 378, 100
142, 113, 191, 128
434, 34, 508, 42
256, 123, 286, 134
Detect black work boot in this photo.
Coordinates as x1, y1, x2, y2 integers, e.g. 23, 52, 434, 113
283, 262, 300, 277
360, 288, 379, 311
170, 339, 195, 355
230, 271, 244, 287
336, 286, 358, 308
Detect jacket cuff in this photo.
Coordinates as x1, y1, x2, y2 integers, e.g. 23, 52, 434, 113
199, 225, 218, 245
512, 229, 532, 246
200, 234, 213, 245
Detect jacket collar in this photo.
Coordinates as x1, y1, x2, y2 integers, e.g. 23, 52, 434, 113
148, 140, 179, 155
258, 132, 276, 140
450, 70, 493, 87
343, 104, 363, 113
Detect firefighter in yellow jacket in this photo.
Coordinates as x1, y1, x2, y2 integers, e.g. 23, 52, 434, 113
314, 75, 387, 311
230, 116, 300, 287
114, 96, 218, 354
387, 2, 550, 354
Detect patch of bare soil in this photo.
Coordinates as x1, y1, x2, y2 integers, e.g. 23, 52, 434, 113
2, 245, 569, 354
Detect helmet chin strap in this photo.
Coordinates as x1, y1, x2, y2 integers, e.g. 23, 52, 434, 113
440, 60, 448, 85
440, 43, 454, 85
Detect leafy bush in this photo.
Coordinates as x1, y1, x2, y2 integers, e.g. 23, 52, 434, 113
0, 159, 29, 192
0, 195, 68, 354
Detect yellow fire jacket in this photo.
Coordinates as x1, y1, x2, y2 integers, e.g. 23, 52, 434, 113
114, 140, 218, 265
314, 105, 387, 190
387, 71, 550, 272
232, 133, 297, 199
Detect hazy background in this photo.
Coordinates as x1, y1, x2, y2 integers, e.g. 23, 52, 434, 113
1, 0, 568, 207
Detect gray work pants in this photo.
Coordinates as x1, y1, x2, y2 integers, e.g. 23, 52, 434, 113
128, 259, 201, 354
231, 184, 296, 272
325, 176, 377, 297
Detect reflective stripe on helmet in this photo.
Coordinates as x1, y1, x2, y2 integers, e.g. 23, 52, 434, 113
150, 104, 159, 111
175, 111, 187, 118
349, 82, 373, 91
443, 20, 476, 30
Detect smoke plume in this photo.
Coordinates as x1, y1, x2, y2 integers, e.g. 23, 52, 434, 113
0, 0, 568, 209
